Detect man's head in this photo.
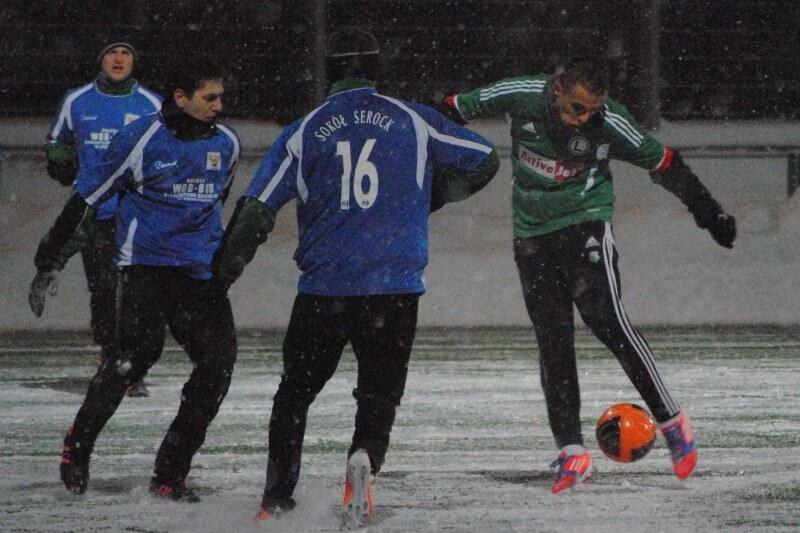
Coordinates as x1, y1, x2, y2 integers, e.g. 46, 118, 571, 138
163, 53, 226, 122
552, 58, 610, 127
326, 28, 380, 84
98, 40, 136, 83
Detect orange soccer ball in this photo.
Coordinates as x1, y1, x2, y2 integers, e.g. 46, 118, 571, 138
595, 403, 657, 463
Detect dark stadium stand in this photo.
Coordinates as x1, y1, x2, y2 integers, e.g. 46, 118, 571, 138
0, 0, 797, 122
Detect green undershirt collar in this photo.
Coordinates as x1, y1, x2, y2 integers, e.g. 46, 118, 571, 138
96, 75, 136, 96
328, 78, 375, 96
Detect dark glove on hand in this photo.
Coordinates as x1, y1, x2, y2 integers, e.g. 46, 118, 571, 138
46, 159, 78, 186
692, 208, 737, 248
29, 270, 59, 317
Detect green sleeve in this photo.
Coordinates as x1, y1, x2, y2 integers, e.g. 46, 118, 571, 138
431, 149, 501, 212
45, 141, 78, 184
46, 141, 76, 164
52, 207, 95, 270
213, 197, 276, 288
456, 75, 545, 120
604, 100, 666, 170
34, 194, 95, 272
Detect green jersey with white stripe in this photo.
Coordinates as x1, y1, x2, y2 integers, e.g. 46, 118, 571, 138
455, 75, 667, 237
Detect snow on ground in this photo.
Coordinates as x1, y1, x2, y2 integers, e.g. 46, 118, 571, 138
1, 327, 799, 532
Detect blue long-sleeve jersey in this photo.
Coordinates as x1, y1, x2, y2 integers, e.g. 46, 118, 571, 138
75, 113, 240, 279
48, 81, 162, 219
245, 83, 495, 296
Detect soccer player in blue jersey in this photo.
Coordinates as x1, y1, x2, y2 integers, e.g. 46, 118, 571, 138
212, 29, 500, 526
30, 51, 239, 502
44, 38, 162, 397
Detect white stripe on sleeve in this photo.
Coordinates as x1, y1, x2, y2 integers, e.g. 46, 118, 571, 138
85, 120, 161, 206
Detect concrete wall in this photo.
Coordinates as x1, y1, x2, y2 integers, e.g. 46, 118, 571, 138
1, 118, 799, 330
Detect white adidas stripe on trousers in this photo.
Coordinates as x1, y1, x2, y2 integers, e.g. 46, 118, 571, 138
600, 222, 680, 415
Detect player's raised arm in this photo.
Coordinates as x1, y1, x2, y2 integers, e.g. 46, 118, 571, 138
444, 75, 549, 122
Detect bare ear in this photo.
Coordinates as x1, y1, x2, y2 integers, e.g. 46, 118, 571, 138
553, 80, 564, 95
173, 89, 188, 109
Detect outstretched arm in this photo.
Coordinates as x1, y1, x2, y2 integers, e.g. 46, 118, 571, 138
650, 148, 736, 248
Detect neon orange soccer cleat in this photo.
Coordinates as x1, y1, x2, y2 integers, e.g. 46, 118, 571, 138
551, 446, 593, 494
660, 410, 698, 479
252, 495, 296, 523
342, 449, 374, 527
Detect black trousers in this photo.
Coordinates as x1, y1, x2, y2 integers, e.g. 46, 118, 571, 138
68, 265, 237, 484
80, 219, 117, 348
262, 292, 419, 507
514, 221, 680, 449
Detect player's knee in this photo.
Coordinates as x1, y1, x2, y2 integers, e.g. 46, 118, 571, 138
353, 388, 403, 408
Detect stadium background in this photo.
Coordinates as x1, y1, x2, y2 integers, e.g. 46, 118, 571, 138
1, 0, 798, 123
1, 0, 799, 330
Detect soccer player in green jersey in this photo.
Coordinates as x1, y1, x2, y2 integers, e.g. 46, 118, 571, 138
444, 58, 736, 493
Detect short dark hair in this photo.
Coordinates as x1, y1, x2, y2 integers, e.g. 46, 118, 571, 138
326, 28, 381, 83
162, 51, 226, 100
560, 57, 610, 95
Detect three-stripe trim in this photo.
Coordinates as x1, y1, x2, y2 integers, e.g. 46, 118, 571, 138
480, 80, 546, 102
601, 222, 679, 414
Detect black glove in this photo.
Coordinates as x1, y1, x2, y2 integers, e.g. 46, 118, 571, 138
29, 270, 59, 317
692, 207, 737, 249
46, 159, 78, 186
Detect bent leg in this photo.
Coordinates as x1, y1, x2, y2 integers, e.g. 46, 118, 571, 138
69, 266, 166, 455
153, 277, 237, 485
349, 294, 419, 473
572, 222, 680, 422
262, 293, 348, 506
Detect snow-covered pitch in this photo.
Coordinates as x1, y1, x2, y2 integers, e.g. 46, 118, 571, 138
2, 327, 798, 532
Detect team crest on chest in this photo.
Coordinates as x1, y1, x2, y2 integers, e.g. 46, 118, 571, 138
568, 135, 590, 156
124, 113, 140, 125
206, 151, 221, 170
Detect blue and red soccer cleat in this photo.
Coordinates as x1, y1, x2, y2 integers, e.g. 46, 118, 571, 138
551, 446, 593, 494
660, 410, 697, 479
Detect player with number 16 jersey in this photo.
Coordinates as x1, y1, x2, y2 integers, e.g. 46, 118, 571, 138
214, 28, 499, 524
240, 79, 495, 296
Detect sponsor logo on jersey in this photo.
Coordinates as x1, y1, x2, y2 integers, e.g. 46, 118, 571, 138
80, 115, 98, 121
206, 151, 221, 170
568, 135, 591, 156
521, 122, 537, 134
585, 236, 600, 248
124, 113, 140, 125
167, 178, 217, 202
518, 147, 583, 182
85, 128, 118, 149
596, 143, 610, 160
154, 160, 178, 170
